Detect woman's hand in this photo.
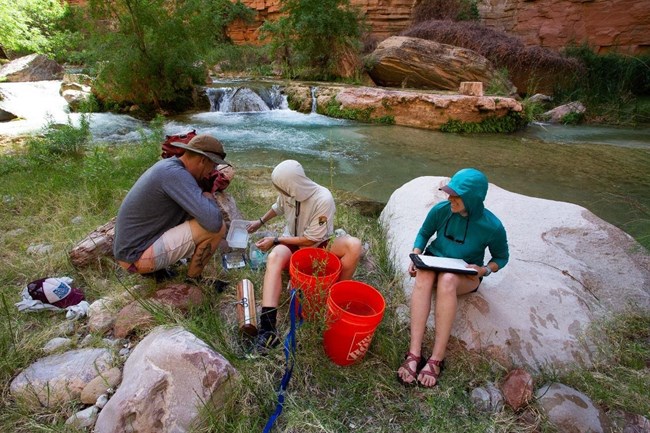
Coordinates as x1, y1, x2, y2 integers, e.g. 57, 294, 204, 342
466, 264, 485, 276
256, 236, 275, 252
408, 261, 417, 277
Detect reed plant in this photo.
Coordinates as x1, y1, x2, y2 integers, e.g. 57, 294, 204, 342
0, 123, 648, 432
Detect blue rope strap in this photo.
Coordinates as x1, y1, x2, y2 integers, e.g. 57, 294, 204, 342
262, 287, 303, 433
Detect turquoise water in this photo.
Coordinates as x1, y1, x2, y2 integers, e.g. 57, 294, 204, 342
166, 110, 650, 249
1, 80, 647, 248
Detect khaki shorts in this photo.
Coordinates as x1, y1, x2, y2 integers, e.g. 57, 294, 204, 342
119, 221, 195, 273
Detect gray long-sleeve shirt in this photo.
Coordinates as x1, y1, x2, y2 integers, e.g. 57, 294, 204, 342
113, 157, 223, 263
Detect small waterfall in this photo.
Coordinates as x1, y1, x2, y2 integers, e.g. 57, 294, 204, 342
206, 85, 288, 113
310, 86, 318, 113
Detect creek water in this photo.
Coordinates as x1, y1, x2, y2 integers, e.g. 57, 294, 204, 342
1, 80, 649, 249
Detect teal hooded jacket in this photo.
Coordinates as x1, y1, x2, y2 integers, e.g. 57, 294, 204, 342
413, 168, 509, 269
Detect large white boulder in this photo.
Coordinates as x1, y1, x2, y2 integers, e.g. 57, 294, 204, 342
380, 176, 650, 368
94, 326, 237, 433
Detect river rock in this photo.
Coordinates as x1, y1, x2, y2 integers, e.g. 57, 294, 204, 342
9, 348, 113, 407
0, 107, 17, 122
43, 337, 73, 353
379, 176, 650, 368
88, 291, 134, 334
94, 326, 237, 433
536, 383, 611, 433
112, 283, 204, 338
0, 54, 64, 82
543, 101, 586, 123
80, 367, 122, 405
501, 368, 534, 410
366, 36, 513, 92
65, 405, 99, 429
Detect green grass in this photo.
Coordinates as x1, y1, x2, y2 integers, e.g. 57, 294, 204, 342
0, 123, 648, 432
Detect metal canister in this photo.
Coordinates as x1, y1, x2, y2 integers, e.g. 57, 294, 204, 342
236, 279, 258, 336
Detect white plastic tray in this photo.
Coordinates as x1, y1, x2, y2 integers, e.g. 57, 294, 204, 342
226, 220, 249, 249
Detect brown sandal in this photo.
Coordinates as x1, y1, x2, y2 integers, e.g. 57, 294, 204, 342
417, 358, 445, 388
397, 351, 422, 386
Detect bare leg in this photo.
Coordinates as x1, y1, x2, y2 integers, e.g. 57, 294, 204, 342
396, 269, 437, 384
261, 245, 292, 307
328, 235, 362, 281
187, 220, 226, 278
417, 272, 479, 387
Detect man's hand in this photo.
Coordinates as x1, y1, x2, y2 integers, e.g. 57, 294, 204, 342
247, 220, 262, 233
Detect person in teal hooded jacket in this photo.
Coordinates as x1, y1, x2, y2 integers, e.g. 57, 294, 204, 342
397, 168, 509, 387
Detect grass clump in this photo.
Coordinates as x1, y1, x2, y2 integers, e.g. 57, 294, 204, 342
555, 45, 650, 125
0, 129, 648, 432
323, 99, 395, 124
440, 112, 527, 133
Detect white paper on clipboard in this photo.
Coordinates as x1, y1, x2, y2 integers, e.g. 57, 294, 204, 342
409, 254, 478, 275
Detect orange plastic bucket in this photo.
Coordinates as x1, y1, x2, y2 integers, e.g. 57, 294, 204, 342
323, 281, 385, 366
289, 247, 342, 319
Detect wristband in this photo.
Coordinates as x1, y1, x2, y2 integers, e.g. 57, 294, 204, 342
259, 217, 265, 226
273, 237, 280, 246
483, 266, 492, 276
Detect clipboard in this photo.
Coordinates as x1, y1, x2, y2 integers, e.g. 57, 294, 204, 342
409, 254, 478, 275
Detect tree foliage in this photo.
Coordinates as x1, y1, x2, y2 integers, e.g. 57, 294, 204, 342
0, 0, 67, 58
85, 0, 253, 111
260, 0, 365, 80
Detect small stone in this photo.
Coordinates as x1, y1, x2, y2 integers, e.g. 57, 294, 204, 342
55, 321, 76, 336
71, 216, 84, 224
43, 337, 72, 354
79, 334, 94, 347
27, 243, 53, 255
95, 394, 109, 409
65, 405, 99, 428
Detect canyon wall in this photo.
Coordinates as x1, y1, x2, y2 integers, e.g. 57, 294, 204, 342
228, 0, 649, 54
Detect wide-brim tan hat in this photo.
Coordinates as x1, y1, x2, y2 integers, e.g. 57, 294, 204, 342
171, 134, 229, 166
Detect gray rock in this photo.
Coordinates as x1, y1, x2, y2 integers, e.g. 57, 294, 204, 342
0, 54, 64, 82
65, 405, 99, 429
0, 107, 17, 122
95, 394, 109, 409
10, 348, 113, 407
43, 337, 73, 353
536, 383, 611, 433
542, 101, 586, 123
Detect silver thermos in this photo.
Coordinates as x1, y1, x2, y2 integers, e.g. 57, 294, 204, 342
236, 279, 258, 336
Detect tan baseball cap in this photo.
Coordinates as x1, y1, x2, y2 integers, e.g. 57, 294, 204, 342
171, 134, 229, 165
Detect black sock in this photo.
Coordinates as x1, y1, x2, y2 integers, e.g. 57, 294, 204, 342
260, 307, 277, 334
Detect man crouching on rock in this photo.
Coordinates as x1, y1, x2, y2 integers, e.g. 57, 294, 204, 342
113, 134, 227, 282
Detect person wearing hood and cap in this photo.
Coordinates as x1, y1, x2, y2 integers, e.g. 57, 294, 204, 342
247, 159, 362, 353
114, 134, 228, 283
397, 168, 509, 388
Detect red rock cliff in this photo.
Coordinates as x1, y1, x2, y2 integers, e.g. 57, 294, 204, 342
229, 0, 649, 54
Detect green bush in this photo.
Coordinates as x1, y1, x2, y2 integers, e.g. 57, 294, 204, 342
260, 0, 366, 80
555, 45, 650, 125
209, 44, 274, 76
85, 0, 254, 112
0, 0, 67, 58
26, 114, 91, 160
